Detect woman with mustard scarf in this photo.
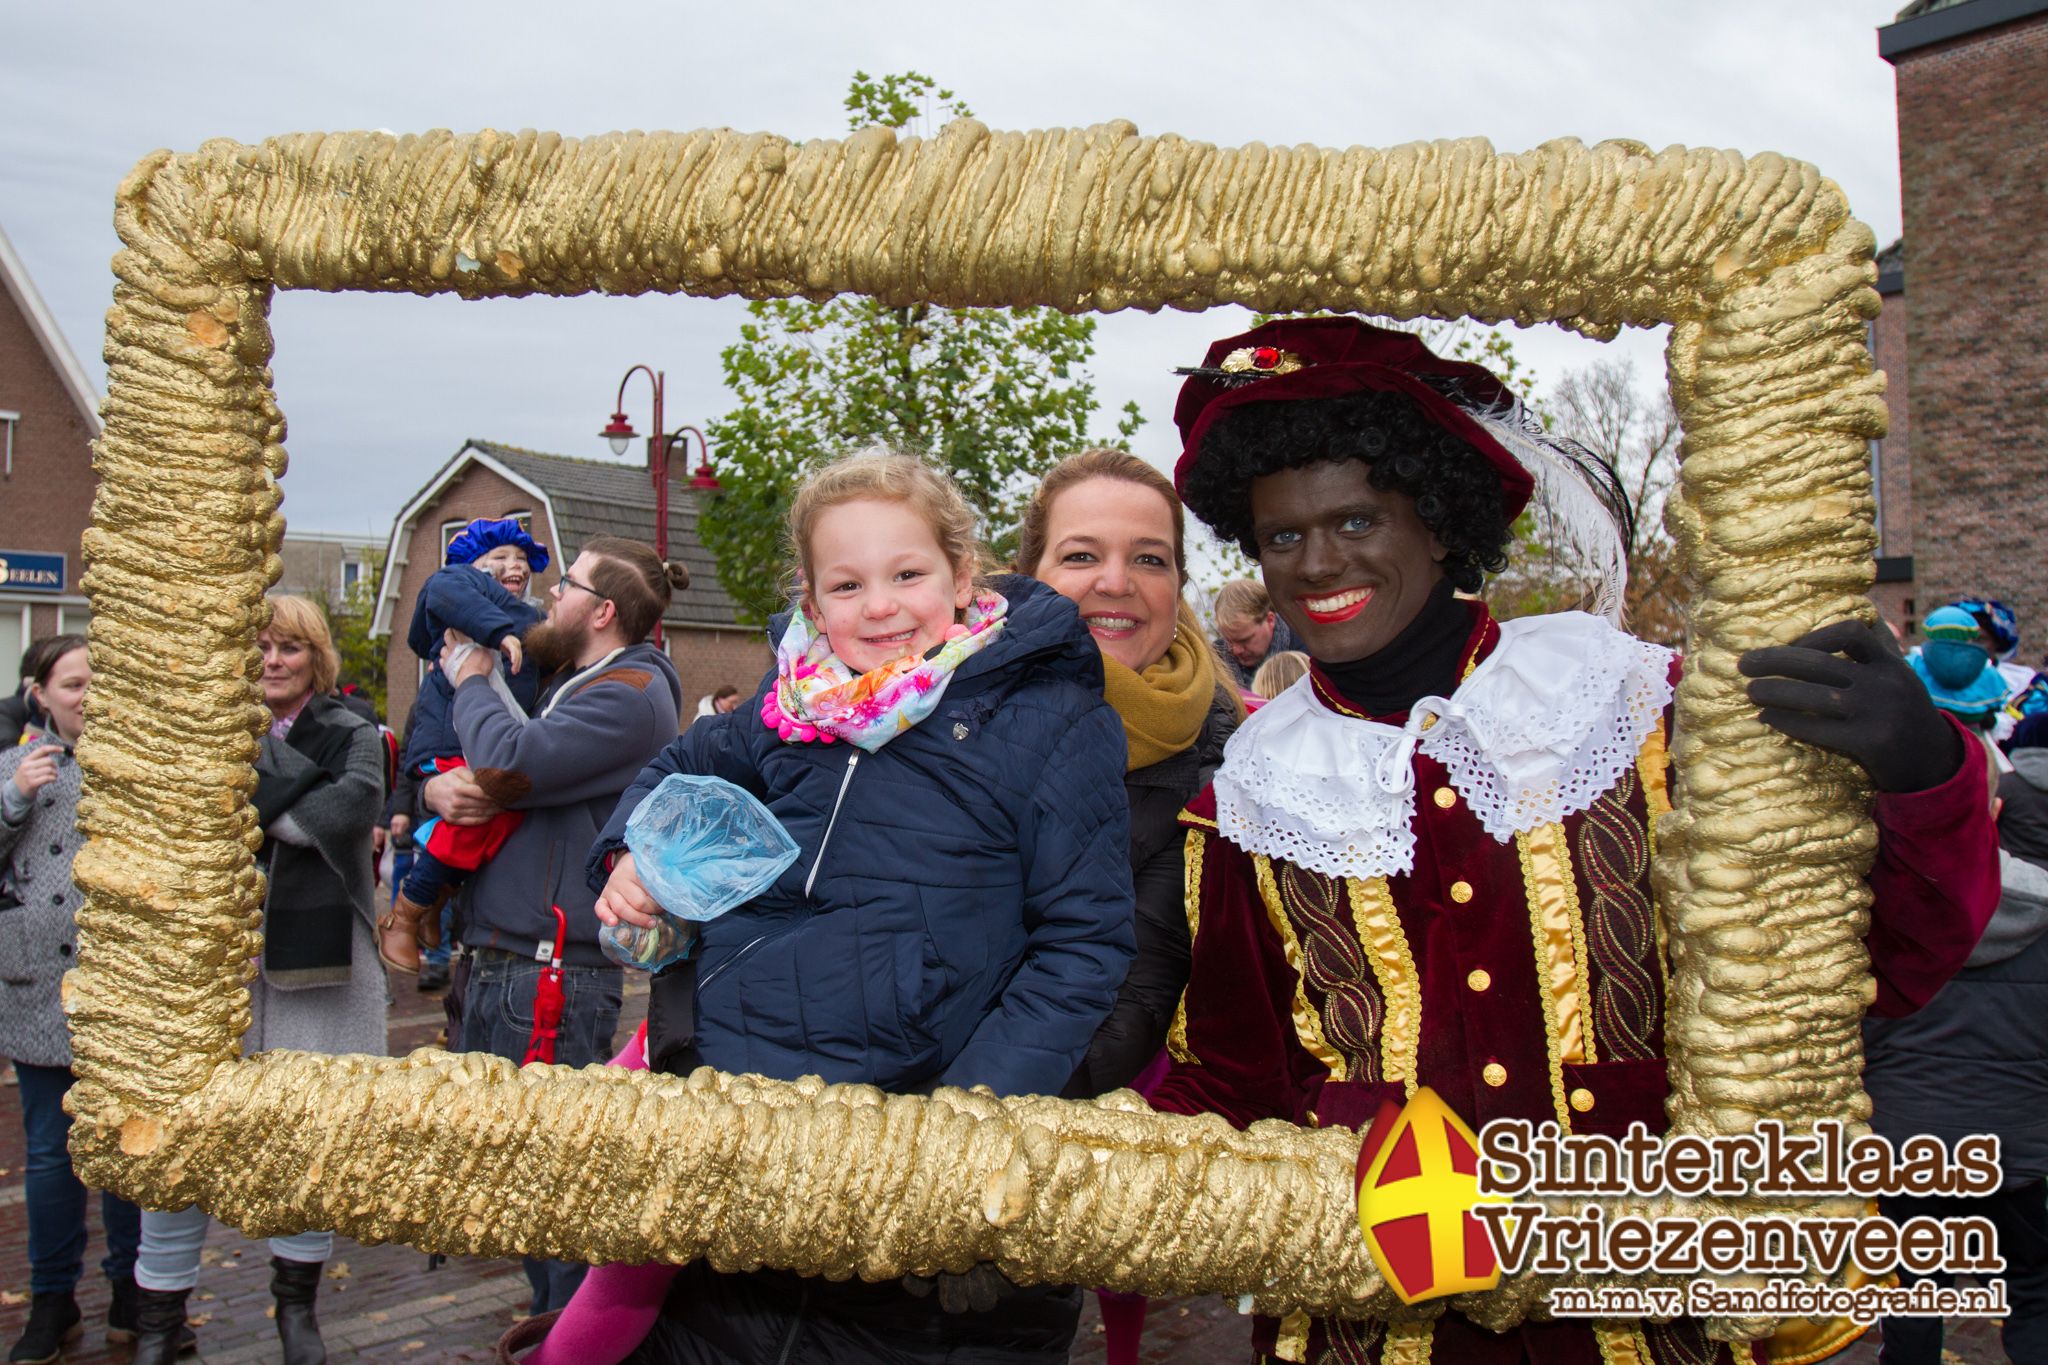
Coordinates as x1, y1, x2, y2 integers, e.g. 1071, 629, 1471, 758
1015, 449, 1244, 1099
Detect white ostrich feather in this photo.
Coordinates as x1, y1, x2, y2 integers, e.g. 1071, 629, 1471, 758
1469, 408, 1632, 625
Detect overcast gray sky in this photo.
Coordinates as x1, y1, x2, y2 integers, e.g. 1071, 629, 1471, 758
2, 1, 1909, 538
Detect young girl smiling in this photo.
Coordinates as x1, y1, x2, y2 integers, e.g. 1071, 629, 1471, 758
515, 448, 1135, 1365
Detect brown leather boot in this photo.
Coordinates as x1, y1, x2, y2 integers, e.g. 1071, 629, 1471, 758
416, 887, 448, 951
377, 892, 434, 973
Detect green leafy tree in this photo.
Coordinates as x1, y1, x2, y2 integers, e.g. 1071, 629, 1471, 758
699, 71, 1142, 622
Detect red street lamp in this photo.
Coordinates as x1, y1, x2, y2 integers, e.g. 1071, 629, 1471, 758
598, 365, 721, 644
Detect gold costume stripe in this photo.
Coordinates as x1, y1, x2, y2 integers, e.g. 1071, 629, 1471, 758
1595, 1323, 1650, 1365
1349, 876, 1422, 1097
1273, 1309, 1311, 1362
1636, 723, 1674, 1001
1381, 1318, 1435, 1365
1254, 854, 1349, 1081
1636, 722, 1672, 828
1516, 825, 1582, 1127
1167, 827, 1205, 1065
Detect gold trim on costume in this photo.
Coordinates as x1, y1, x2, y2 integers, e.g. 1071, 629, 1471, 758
1350, 876, 1423, 1097
1636, 722, 1672, 829
1636, 723, 1674, 1002
1255, 854, 1349, 1081
1274, 1309, 1311, 1362
1381, 1317, 1436, 1364
1595, 1322, 1650, 1365
1516, 825, 1584, 1127
1168, 827, 1205, 1065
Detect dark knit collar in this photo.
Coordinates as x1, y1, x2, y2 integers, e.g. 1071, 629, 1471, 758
1308, 580, 1494, 721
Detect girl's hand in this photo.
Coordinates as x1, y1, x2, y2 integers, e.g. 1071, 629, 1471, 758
499, 636, 524, 675
594, 852, 661, 930
11, 744, 59, 801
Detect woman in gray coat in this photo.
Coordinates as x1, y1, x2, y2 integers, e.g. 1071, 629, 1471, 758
1, 636, 145, 1363
131, 599, 387, 1365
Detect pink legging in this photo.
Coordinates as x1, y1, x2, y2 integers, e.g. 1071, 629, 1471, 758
522, 1024, 678, 1365
526, 1036, 1168, 1365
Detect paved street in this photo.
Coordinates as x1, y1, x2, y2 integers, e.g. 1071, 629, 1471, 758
0, 970, 2014, 1362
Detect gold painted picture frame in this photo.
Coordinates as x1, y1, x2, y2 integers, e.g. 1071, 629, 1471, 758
69, 121, 1887, 1341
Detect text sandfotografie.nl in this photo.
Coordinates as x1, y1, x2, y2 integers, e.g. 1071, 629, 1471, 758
1547, 1279, 2008, 1325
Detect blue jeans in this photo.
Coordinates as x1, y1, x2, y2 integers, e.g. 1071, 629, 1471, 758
135, 1206, 330, 1291
463, 950, 622, 1314
17, 1061, 141, 1293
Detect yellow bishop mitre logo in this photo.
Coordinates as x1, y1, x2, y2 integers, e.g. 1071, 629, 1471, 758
1353, 1087, 1505, 1305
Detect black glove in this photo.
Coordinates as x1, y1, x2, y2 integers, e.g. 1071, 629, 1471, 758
900, 1264, 1017, 1314
1737, 619, 1964, 794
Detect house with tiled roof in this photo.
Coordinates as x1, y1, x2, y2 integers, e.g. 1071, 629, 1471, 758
0, 220, 100, 686
372, 439, 769, 727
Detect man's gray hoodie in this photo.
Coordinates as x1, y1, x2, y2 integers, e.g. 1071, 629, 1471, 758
1864, 848, 2048, 1183
450, 641, 681, 967
1999, 747, 2048, 872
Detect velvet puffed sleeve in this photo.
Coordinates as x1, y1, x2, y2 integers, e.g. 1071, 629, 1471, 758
1864, 714, 2001, 1017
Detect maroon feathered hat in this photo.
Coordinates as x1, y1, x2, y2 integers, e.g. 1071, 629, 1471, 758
1171, 315, 1537, 520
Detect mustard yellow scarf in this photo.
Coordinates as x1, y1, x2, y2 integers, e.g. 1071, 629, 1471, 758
1099, 601, 1228, 771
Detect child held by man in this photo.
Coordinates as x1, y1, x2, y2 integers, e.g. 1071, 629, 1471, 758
377, 517, 549, 973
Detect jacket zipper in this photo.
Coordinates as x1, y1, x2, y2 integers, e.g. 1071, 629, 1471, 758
803, 750, 860, 901
695, 749, 859, 996
695, 925, 795, 995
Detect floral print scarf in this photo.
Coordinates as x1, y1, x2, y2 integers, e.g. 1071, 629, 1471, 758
761, 589, 1008, 751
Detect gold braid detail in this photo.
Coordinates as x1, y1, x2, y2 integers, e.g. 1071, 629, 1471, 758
1167, 827, 1204, 1065
1254, 855, 1350, 1081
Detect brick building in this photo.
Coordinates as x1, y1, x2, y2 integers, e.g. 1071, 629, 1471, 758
0, 222, 98, 688
371, 439, 768, 730
1879, 0, 2048, 651
1869, 238, 1917, 635
275, 529, 384, 604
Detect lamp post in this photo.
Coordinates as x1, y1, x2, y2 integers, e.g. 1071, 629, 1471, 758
599, 366, 722, 646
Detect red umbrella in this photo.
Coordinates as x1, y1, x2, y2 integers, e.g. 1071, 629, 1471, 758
522, 904, 568, 1066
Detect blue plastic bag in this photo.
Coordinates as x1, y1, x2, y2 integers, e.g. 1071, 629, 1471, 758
598, 774, 800, 972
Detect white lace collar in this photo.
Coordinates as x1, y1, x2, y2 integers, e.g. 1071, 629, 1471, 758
1211, 612, 1674, 881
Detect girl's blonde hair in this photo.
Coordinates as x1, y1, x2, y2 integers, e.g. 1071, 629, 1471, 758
787, 448, 984, 601
1251, 649, 1310, 700
261, 595, 341, 695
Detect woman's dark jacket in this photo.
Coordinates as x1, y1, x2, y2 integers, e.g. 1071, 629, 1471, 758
1063, 685, 1238, 1097
254, 695, 382, 986
590, 575, 1136, 1100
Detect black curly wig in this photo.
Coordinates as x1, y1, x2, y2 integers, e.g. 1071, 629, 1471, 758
1180, 388, 1514, 593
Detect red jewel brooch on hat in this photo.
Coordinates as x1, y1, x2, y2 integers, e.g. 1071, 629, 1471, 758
1175, 345, 1307, 388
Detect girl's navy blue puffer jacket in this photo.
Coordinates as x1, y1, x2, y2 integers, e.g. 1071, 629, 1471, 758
589, 575, 1135, 1099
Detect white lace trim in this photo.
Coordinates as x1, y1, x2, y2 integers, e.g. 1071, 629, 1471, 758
1211, 613, 1675, 880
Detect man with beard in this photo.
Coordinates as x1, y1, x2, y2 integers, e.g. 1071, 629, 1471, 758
420, 534, 687, 1317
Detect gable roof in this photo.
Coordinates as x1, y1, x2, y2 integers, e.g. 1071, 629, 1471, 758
373, 438, 748, 637
0, 221, 101, 433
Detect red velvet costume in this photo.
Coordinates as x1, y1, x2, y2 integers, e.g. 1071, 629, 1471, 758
1149, 601, 2000, 1365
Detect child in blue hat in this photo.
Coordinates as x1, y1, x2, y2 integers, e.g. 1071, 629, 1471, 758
1908, 604, 2013, 732
378, 518, 549, 972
